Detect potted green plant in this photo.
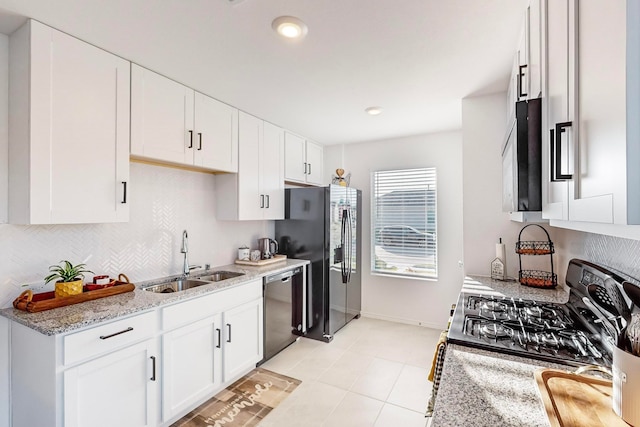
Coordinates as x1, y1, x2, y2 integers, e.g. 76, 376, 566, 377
44, 260, 93, 298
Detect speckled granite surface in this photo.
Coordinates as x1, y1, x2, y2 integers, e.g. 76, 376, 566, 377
430, 275, 572, 427
464, 275, 569, 303
0, 259, 309, 336
430, 344, 568, 427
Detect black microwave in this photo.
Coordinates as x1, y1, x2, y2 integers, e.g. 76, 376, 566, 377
502, 98, 542, 212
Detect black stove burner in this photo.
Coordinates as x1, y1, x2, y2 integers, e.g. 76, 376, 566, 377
450, 291, 612, 367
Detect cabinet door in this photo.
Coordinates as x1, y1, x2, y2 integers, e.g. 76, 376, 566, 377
131, 64, 195, 166
284, 132, 306, 182
63, 339, 158, 427
193, 93, 239, 173
162, 315, 222, 422
567, 0, 625, 224
542, 0, 570, 221
529, 0, 542, 98
262, 122, 285, 220
222, 298, 263, 382
27, 22, 130, 224
238, 112, 264, 220
305, 140, 324, 185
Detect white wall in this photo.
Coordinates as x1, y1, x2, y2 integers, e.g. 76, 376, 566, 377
324, 132, 464, 329
0, 33, 7, 224
0, 162, 274, 308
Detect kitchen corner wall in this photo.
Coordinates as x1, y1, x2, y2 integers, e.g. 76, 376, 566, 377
324, 132, 464, 329
0, 162, 274, 308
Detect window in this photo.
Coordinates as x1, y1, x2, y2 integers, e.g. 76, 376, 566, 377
371, 168, 437, 279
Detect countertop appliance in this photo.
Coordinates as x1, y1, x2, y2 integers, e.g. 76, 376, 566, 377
448, 259, 635, 367
275, 185, 362, 342
502, 97, 542, 213
258, 237, 278, 260
261, 266, 305, 363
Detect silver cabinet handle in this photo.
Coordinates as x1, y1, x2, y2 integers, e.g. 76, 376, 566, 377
308, 163, 312, 175
227, 323, 232, 343
266, 195, 270, 208
304, 162, 308, 175
216, 328, 221, 348
260, 194, 265, 208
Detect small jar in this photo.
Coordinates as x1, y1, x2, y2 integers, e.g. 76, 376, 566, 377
238, 246, 250, 261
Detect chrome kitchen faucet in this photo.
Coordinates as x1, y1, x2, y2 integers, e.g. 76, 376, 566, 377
181, 230, 202, 277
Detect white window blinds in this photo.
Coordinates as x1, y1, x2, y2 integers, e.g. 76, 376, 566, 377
371, 168, 437, 279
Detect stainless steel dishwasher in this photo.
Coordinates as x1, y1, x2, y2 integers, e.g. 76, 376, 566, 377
261, 266, 305, 363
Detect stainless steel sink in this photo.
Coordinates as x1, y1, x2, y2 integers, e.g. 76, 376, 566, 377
142, 278, 211, 294
195, 271, 244, 282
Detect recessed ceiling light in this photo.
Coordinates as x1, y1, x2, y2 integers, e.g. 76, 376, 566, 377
272, 16, 308, 39
365, 106, 383, 116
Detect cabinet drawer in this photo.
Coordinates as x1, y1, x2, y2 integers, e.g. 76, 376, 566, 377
162, 280, 262, 331
63, 310, 157, 366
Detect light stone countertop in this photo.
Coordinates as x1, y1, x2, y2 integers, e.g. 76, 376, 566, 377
430, 275, 573, 427
0, 259, 309, 336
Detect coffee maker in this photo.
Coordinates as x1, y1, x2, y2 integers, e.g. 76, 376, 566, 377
258, 238, 278, 259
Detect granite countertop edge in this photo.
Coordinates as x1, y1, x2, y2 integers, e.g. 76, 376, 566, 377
0, 259, 310, 336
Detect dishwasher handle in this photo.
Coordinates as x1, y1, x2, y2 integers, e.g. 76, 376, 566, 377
265, 267, 302, 284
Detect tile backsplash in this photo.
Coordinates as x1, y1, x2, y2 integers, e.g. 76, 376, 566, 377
0, 162, 273, 308
555, 227, 640, 284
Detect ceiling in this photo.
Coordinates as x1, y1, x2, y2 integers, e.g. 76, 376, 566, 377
0, 0, 527, 145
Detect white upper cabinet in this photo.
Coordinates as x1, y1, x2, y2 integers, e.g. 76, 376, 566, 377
131, 65, 194, 165
193, 92, 239, 172
131, 64, 238, 173
542, 0, 627, 227
284, 132, 324, 186
216, 112, 285, 220
8, 20, 130, 225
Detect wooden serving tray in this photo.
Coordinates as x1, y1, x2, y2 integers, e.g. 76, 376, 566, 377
535, 369, 626, 427
13, 274, 135, 313
234, 254, 287, 266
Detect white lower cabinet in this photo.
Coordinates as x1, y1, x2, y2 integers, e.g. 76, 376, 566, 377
160, 279, 263, 425
222, 298, 264, 382
9, 280, 264, 427
63, 339, 158, 427
161, 315, 222, 422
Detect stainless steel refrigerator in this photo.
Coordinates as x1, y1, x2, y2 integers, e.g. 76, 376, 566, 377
275, 185, 362, 342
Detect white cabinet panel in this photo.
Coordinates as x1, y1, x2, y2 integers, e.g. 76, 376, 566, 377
217, 114, 284, 220
238, 112, 264, 220
131, 65, 238, 173
305, 140, 324, 185
9, 20, 130, 224
284, 132, 306, 182
284, 132, 324, 186
223, 298, 263, 382
542, 0, 626, 227
162, 315, 222, 422
263, 122, 285, 220
131, 64, 193, 165
63, 339, 158, 427
194, 93, 238, 173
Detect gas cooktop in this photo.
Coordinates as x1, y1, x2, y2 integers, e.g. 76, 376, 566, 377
447, 259, 633, 368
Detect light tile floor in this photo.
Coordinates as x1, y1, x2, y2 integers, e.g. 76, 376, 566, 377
259, 317, 442, 427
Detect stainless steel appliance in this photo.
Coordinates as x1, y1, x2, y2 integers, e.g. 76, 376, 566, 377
275, 185, 362, 342
261, 267, 305, 362
502, 97, 542, 213
258, 237, 278, 260
448, 259, 636, 367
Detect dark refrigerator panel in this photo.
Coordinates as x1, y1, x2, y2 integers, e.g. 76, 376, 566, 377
276, 185, 362, 343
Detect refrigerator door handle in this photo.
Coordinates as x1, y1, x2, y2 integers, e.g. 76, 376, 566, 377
347, 209, 353, 282
341, 209, 348, 283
